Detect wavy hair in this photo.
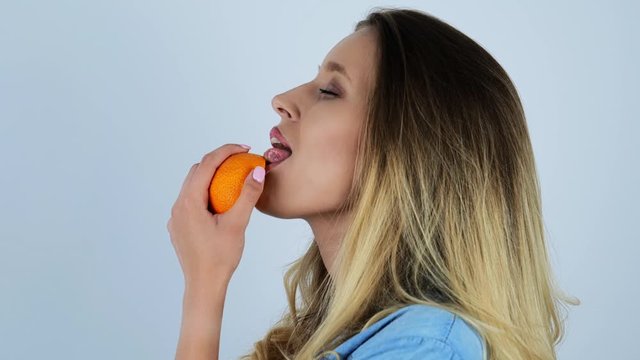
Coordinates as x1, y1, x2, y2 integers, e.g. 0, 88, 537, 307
241, 7, 577, 360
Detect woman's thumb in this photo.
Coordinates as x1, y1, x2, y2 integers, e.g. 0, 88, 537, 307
223, 166, 265, 229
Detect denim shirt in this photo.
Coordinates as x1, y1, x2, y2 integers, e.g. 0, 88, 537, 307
319, 304, 484, 360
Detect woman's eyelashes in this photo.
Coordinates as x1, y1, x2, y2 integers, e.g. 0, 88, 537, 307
318, 87, 339, 99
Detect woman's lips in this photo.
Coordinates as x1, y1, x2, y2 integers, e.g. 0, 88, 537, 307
269, 126, 292, 151
265, 127, 293, 174
263, 147, 292, 163
264, 147, 292, 173
265, 155, 290, 173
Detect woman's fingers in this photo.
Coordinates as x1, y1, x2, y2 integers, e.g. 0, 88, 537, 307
178, 163, 199, 199
170, 163, 199, 221
220, 166, 265, 233
185, 144, 250, 208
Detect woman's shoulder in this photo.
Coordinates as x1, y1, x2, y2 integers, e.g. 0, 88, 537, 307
378, 304, 485, 359
326, 304, 485, 360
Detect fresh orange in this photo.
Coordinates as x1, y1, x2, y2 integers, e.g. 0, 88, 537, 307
209, 152, 266, 214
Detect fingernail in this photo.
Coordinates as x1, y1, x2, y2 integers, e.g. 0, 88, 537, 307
252, 166, 265, 183
239, 144, 251, 149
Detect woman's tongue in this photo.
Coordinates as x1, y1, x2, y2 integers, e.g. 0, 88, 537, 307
263, 147, 292, 163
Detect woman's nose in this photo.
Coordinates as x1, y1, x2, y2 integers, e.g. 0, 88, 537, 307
271, 94, 295, 120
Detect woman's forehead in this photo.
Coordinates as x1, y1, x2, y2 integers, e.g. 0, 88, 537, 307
321, 28, 377, 90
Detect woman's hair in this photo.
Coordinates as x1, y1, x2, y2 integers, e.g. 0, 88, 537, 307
241, 6, 576, 360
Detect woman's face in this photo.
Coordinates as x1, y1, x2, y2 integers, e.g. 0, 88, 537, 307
256, 27, 377, 220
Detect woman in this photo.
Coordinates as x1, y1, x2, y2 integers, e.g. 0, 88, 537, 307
167, 7, 575, 360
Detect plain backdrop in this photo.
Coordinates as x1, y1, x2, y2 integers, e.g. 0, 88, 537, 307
1, 0, 638, 359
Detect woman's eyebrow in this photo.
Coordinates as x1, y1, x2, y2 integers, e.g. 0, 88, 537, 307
317, 61, 352, 83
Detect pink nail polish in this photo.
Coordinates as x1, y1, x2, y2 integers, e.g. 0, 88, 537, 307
253, 166, 265, 183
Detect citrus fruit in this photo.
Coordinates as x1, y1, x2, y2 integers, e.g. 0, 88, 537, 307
209, 152, 266, 214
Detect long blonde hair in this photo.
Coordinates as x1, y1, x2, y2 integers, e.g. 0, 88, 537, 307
241, 7, 577, 360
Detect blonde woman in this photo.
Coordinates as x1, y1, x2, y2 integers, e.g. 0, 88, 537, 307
167, 7, 575, 360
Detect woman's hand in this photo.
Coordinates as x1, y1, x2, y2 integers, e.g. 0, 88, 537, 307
167, 143, 265, 284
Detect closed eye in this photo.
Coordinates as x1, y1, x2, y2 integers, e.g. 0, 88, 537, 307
319, 88, 339, 98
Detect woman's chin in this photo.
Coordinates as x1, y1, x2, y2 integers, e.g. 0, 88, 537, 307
255, 195, 297, 219
255, 192, 279, 216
